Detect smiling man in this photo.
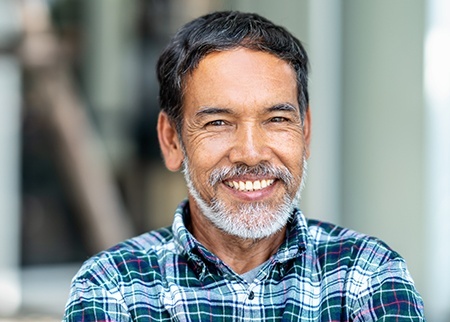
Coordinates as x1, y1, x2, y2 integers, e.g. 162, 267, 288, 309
64, 11, 425, 321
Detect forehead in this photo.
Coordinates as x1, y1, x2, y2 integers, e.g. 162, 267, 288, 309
183, 48, 298, 111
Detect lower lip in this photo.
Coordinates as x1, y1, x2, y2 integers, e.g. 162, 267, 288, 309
222, 180, 279, 201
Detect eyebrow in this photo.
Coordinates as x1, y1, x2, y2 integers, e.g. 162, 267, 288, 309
265, 103, 298, 113
195, 107, 233, 118
194, 103, 298, 118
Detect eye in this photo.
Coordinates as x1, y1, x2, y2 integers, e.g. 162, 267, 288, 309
206, 120, 227, 126
269, 116, 289, 123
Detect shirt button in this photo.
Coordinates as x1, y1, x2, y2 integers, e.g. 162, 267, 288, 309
248, 291, 255, 300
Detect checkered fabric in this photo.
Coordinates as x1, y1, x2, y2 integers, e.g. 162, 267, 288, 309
63, 200, 425, 321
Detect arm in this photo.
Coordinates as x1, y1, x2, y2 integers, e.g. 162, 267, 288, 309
352, 259, 425, 321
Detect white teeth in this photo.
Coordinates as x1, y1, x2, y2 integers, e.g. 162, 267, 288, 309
225, 179, 274, 192
261, 180, 267, 188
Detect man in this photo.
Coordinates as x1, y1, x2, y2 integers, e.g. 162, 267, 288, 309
64, 11, 425, 321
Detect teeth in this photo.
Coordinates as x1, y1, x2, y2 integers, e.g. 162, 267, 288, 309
261, 180, 267, 188
225, 179, 274, 192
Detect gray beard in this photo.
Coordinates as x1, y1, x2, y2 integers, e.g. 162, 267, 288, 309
182, 158, 307, 240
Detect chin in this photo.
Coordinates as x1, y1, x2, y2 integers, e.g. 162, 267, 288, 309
200, 197, 294, 240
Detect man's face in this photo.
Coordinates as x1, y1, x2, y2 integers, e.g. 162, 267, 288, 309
179, 48, 310, 239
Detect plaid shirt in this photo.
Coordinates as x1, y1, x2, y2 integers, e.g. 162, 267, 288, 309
63, 200, 425, 321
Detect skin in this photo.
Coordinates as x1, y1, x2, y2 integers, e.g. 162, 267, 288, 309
157, 48, 311, 274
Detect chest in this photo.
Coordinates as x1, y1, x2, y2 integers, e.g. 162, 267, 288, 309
123, 267, 352, 321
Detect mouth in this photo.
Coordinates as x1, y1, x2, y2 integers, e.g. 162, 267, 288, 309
224, 179, 275, 192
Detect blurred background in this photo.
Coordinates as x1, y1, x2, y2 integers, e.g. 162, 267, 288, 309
0, 0, 448, 320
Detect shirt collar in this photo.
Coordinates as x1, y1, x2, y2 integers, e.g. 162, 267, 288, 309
272, 207, 309, 263
172, 200, 199, 257
172, 200, 309, 266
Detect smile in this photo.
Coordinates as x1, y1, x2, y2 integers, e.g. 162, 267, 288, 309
224, 179, 275, 192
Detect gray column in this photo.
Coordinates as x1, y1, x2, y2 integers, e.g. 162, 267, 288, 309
303, 0, 342, 224
341, 0, 425, 301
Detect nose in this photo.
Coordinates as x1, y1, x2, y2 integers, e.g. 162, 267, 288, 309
229, 123, 270, 166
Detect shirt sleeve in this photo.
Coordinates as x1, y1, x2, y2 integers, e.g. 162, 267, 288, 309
352, 258, 425, 321
63, 277, 132, 322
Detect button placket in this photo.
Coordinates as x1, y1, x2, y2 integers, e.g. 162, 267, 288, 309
246, 283, 259, 301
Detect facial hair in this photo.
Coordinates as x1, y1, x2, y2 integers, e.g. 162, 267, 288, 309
182, 157, 308, 240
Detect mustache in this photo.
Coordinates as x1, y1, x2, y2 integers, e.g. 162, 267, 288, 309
209, 162, 294, 187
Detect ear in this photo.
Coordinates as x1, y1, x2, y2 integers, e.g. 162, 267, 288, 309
157, 112, 184, 171
303, 107, 312, 159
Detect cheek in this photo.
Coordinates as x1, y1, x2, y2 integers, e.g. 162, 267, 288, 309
185, 138, 231, 187
187, 133, 232, 165
271, 134, 306, 168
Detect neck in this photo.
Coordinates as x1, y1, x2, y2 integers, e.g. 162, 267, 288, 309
188, 200, 287, 274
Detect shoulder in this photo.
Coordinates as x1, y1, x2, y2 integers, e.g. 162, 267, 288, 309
114, 226, 176, 255
304, 219, 424, 318
73, 226, 176, 286
305, 219, 402, 270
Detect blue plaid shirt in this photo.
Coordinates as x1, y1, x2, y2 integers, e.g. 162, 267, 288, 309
63, 200, 425, 321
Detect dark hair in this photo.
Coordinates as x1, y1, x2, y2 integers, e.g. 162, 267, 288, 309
157, 11, 309, 133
